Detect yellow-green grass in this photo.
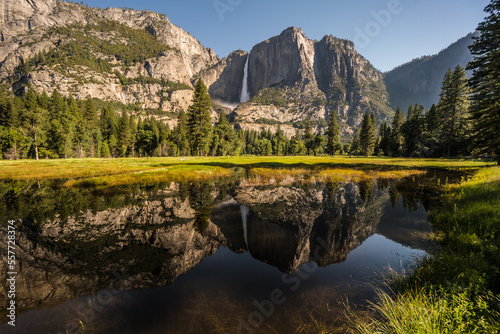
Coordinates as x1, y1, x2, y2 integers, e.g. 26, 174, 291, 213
354, 166, 500, 333
0, 156, 493, 186
251, 167, 426, 184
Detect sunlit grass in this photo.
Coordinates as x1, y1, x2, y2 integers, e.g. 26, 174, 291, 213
352, 289, 498, 334
0, 156, 491, 186
61, 164, 234, 187
353, 166, 500, 333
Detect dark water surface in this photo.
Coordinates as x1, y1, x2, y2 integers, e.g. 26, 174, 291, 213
0, 170, 462, 333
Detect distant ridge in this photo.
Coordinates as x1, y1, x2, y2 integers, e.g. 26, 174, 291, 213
385, 32, 478, 111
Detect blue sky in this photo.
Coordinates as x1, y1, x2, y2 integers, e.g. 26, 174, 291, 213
82, 0, 490, 72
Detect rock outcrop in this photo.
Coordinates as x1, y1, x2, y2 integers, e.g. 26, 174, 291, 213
200, 27, 393, 137
0, 0, 218, 114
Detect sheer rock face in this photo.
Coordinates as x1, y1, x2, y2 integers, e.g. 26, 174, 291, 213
0, 0, 218, 111
199, 27, 393, 137
199, 50, 248, 104
247, 27, 317, 95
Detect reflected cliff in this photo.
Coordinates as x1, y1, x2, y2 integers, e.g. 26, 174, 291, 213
0, 170, 458, 325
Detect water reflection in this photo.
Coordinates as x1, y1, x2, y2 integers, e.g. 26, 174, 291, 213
0, 170, 462, 333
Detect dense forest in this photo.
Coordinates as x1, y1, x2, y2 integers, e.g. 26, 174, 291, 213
0, 16, 498, 163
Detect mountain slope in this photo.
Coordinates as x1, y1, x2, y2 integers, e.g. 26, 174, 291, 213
2, 2, 393, 138
385, 32, 478, 110
0, 0, 218, 113
200, 27, 394, 137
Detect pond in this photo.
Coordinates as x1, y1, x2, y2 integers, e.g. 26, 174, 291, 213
0, 169, 462, 333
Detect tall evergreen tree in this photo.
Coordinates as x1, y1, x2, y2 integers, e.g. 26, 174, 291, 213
187, 79, 212, 156
173, 110, 190, 156
403, 104, 426, 157
377, 122, 391, 156
437, 65, 471, 156
350, 129, 361, 156
213, 111, 235, 156
129, 114, 138, 157
359, 112, 376, 156
83, 96, 98, 129
424, 104, 441, 157
117, 111, 132, 157
390, 107, 405, 156
312, 132, 324, 156
468, 0, 500, 164
304, 121, 314, 155
21, 88, 47, 160
325, 111, 340, 156
273, 125, 286, 156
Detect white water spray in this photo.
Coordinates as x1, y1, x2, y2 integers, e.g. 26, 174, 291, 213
240, 54, 250, 103
240, 205, 250, 248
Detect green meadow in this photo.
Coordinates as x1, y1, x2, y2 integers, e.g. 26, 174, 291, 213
0, 156, 493, 186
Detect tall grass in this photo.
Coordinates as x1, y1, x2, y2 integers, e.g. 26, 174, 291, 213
353, 289, 498, 334
353, 167, 500, 333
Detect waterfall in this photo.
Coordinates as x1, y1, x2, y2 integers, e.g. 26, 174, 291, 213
240, 54, 250, 103
240, 205, 250, 248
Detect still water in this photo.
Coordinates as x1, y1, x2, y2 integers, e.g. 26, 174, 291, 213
0, 171, 459, 333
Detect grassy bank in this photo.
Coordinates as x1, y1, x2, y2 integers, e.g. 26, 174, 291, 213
354, 166, 500, 333
0, 156, 493, 186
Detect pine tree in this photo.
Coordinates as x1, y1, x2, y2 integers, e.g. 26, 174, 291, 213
21, 88, 47, 160
377, 122, 391, 156
213, 111, 235, 156
468, 0, 500, 164
325, 111, 340, 156
424, 104, 441, 157
101, 141, 111, 158
390, 107, 405, 156
129, 114, 138, 157
312, 133, 324, 156
437, 65, 471, 156
117, 111, 132, 157
350, 129, 361, 156
287, 128, 304, 155
83, 96, 98, 129
173, 110, 190, 156
304, 121, 314, 155
273, 125, 286, 156
404, 104, 426, 157
187, 79, 212, 156
360, 112, 376, 156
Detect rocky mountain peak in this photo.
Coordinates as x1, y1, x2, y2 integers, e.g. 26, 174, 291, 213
200, 26, 393, 138
0, 0, 219, 113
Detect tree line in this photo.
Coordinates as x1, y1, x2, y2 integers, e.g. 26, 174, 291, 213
351, 65, 472, 158
0, 66, 491, 161
0, 80, 341, 159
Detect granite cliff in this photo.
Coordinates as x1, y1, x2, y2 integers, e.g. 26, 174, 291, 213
200, 27, 393, 137
0, 0, 218, 113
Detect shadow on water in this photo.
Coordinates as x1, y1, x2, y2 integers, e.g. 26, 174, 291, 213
0, 169, 465, 333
